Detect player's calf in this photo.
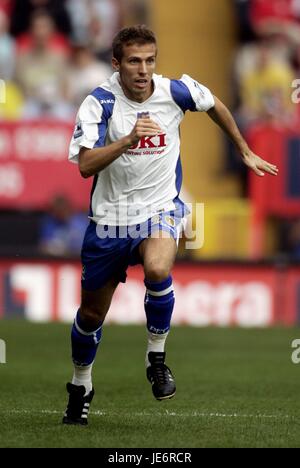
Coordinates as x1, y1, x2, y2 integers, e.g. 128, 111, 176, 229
144, 276, 176, 400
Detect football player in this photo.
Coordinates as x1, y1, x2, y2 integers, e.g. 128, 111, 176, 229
63, 25, 278, 425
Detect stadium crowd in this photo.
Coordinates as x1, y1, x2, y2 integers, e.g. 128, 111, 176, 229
0, 0, 149, 257
228, 1, 300, 174
0, 0, 148, 120
229, 0, 300, 259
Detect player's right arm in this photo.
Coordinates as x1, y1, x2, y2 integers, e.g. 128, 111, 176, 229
79, 118, 161, 178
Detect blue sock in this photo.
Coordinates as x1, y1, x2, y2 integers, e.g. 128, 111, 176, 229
71, 310, 103, 366
144, 276, 175, 334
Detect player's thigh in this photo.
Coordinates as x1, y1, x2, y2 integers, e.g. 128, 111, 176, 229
139, 236, 177, 281
80, 276, 119, 322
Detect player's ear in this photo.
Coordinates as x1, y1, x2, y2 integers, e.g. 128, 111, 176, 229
112, 57, 120, 71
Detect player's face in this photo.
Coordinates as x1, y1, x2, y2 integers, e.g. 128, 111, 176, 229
112, 42, 157, 103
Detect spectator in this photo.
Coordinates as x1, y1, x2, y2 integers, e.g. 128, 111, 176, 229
0, 0, 14, 17
233, 0, 256, 43
89, 0, 122, 62
66, 0, 91, 44
250, 0, 300, 46
66, 0, 122, 63
0, 81, 24, 120
16, 8, 70, 57
238, 39, 295, 125
0, 10, 16, 80
287, 219, 300, 260
234, 35, 294, 94
226, 34, 296, 191
121, 0, 150, 27
10, 0, 72, 37
65, 43, 111, 108
15, 10, 72, 119
39, 194, 89, 256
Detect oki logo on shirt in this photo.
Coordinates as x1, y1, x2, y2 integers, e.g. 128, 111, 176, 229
128, 111, 167, 155
130, 133, 167, 150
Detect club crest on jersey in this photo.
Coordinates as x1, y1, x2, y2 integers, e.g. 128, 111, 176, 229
163, 216, 176, 228
137, 111, 150, 119
151, 214, 161, 225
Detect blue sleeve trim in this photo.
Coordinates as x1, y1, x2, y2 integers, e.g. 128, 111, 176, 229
170, 80, 196, 113
90, 87, 116, 147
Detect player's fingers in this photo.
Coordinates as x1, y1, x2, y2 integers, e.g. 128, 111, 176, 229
259, 162, 279, 175
136, 119, 162, 130
137, 118, 158, 124
137, 124, 162, 132
136, 127, 162, 136
250, 165, 265, 176
255, 170, 265, 177
138, 129, 160, 137
137, 117, 156, 123
137, 122, 161, 129
265, 167, 278, 176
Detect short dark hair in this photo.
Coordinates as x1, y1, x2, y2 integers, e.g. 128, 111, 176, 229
112, 25, 157, 62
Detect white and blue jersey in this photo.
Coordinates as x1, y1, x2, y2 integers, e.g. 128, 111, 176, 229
69, 72, 215, 290
69, 72, 215, 226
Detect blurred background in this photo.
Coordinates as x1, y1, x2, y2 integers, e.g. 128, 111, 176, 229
0, 0, 299, 326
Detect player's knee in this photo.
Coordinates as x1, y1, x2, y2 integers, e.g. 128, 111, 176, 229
79, 306, 106, 329
144, 265, 171, 282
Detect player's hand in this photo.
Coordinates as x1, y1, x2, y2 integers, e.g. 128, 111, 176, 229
127, 118, 162, 146
241, 149, 279, 177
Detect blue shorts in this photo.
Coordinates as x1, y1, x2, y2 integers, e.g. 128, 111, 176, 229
81, 210, 185, 291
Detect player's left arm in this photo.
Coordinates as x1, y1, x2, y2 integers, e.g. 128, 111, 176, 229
207, 95, 278, 177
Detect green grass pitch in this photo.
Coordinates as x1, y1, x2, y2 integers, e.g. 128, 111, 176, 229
0, 320, 300, 448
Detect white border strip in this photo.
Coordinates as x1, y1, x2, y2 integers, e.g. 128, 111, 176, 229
146, 285, 173, 297
3, 409, 291, 420
74, 318, 102, 336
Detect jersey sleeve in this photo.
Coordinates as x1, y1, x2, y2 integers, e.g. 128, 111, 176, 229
171, 74, 215, 113
68, 94, 105, 164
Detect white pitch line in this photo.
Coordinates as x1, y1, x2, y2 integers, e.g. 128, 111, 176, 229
2, 409, 292, 420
